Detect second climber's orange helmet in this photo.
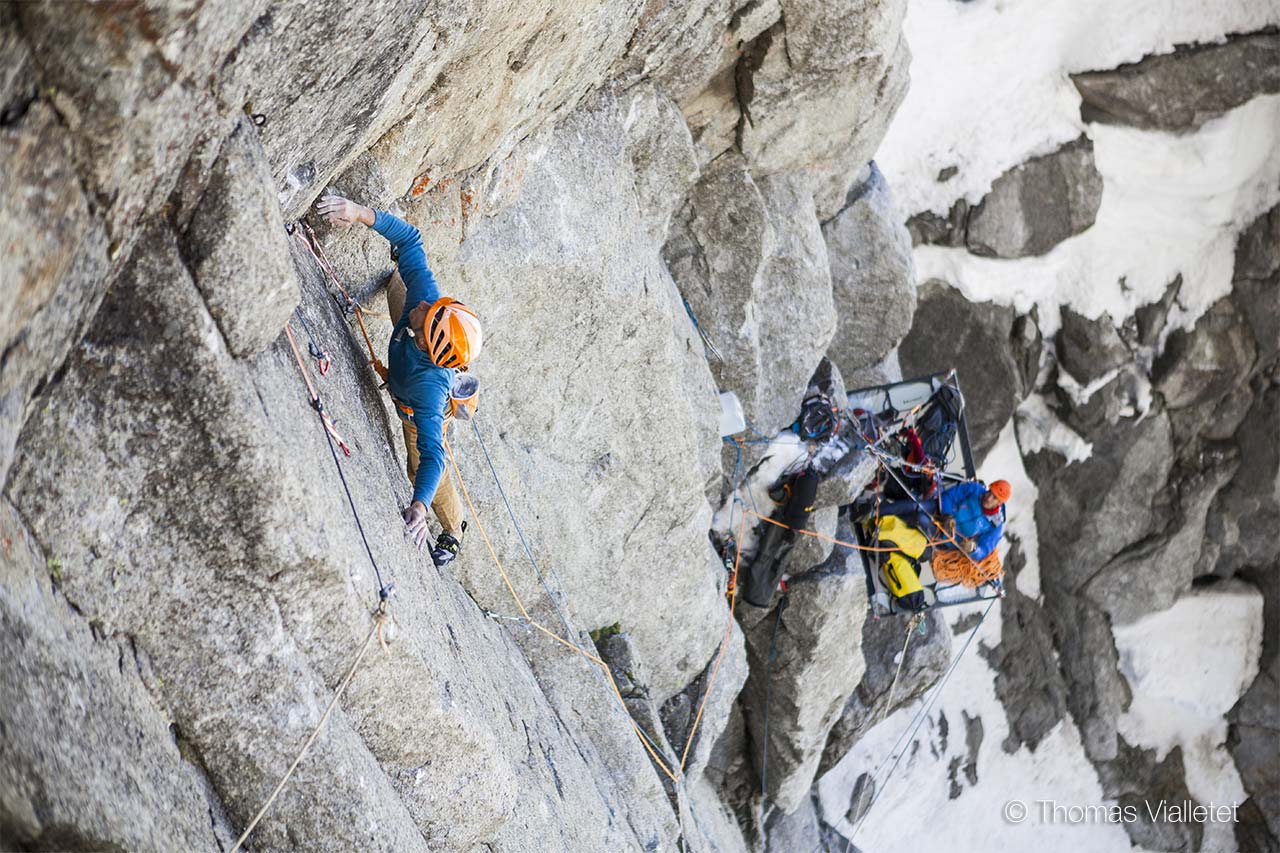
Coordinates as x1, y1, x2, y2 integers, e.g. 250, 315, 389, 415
422, 297, 482, 369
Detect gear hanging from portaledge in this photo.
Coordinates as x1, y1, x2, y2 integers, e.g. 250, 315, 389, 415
743, 467, 820, 607
846, 372, 1005, 618
871, 514, 929, 613
795, 392, 840, 442
912, 382, 962, 468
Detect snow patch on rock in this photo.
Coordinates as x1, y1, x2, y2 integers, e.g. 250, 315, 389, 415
910, 94, 1280, 336
1113, 582, 1264, 852
879, 0, 1280, 217
1015, 395, 1094, 473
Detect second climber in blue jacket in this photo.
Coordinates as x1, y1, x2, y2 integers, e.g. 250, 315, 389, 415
318, 195, 483, 567
877, 479, 1011, 561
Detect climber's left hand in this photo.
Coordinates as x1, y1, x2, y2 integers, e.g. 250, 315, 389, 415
317, 195, 373, 228
402, 501, 430, 550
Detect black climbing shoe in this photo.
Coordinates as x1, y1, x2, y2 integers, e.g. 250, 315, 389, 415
848, 496, 876, 522
431, 521, 466, 567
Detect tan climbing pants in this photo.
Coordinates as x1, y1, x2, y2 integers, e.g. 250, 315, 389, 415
387, 270, 465, 536
401, 420, 465, 535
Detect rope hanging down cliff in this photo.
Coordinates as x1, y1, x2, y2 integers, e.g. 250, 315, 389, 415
847, 597, 996, 844
228, 314, 398, 852
442, 424, 684, 781
229, 605, 391, 853
444, 421, 753, 786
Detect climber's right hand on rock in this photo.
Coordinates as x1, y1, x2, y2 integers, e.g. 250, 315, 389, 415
402, 500, 430, 551
317, 195, 373, 228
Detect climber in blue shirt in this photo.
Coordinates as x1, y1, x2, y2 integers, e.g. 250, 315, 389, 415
318, 196, 483, 567
874, 478, 1011, 561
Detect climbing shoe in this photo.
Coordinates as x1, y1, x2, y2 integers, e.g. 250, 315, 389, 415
848, 496, 876, 522
431, 521, 466, 567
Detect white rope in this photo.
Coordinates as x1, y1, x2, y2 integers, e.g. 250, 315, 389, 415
230, 607, 389, 853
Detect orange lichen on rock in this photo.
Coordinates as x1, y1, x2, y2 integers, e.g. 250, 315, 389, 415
410, 171, 432, 196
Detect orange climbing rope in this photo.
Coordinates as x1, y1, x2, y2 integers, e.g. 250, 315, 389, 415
742, 508, 948, 553
678, 509, 746, 773
442, 435, 682, 783
931, 548, 1003, 587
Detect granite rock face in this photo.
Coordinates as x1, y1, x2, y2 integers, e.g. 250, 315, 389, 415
736, 0, 912, 218
0, 498, 232, 852
183, 118, 300, 359
965, 137, 1103, 258
823, 164, 918, 377
739, 515, 868, 813
665, 156, 837, 436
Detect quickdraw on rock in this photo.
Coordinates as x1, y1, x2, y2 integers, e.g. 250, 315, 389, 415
288, 221, 391, 383
293, 307, 332, 376
285, 324, 350, 456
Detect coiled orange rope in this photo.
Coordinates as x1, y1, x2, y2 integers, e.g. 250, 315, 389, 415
931, 548, 1003, 587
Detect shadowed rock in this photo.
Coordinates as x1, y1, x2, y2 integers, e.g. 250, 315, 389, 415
897, 281, 1041, 463
819, 607, 951, 776
740, 514, 868, 813
1072, 31, 1280, 132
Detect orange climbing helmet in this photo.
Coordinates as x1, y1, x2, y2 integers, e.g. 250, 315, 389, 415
422, 297, 482, 369
987, 479, 1012, 504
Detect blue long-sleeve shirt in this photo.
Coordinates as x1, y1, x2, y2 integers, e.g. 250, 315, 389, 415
938, 481, 1005, 561
372, 210, 452, 507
